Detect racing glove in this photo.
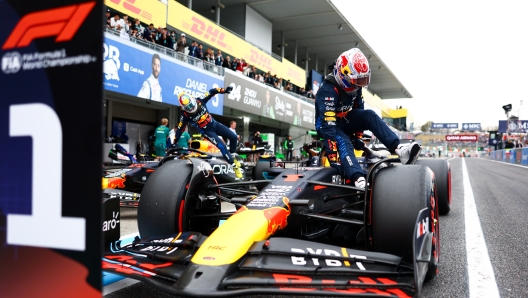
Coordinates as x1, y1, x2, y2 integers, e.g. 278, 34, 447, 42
221, 86, 233, 94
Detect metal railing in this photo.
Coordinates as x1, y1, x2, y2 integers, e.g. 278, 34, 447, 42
104, 28, 224, 76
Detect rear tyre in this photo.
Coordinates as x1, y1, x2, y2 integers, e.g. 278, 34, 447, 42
137, 159, 192, 239
371, 165, 439, 279
416, 159, 451, 215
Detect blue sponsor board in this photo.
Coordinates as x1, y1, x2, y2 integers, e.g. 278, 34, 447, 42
461, 123, 481, 131
432, 123, 458, 129
498, 120, 528, 133
102, 33, 223, 115
522, 148, 528, 165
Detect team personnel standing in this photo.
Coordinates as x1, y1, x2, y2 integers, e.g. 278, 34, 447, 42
174, 87, 243, 178
284, 135, 294, 161
154, 118, 170, 160
315, 48, 420, 188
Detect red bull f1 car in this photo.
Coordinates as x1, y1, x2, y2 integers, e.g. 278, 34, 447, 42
103, 146, 450, 297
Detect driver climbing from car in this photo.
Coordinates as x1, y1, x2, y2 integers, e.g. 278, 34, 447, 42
174, 86, 243, 178
315, 48, 420, 188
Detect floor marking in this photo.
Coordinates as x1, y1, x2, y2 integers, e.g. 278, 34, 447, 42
462, 158, 500, 298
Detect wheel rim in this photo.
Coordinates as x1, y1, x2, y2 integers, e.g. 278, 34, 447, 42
431, 186, 440, 271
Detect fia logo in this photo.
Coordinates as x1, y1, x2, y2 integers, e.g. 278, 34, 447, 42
1, 52, 22, 74
103, 43, 121, 81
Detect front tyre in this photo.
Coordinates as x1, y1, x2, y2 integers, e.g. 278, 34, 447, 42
370, 165, 439, 280
137, 159, 192, 239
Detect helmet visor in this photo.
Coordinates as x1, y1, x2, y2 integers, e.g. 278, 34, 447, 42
349, 76, 370, 87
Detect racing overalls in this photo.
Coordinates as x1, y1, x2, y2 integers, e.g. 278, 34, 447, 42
315, 75, 400, 181
175, 88, 238, 164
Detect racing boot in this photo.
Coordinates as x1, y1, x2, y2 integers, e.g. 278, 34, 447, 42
232, 159, 243, 178
354, 176, 366, 188
395, 142, 421, 165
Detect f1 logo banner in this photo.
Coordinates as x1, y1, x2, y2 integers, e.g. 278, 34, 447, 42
0, 0, 102, 296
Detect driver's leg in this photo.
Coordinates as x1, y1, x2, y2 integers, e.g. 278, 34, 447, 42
215, 122, 238, 154
335, 129, 365, 186
202, 129, 242, 178
344, 109, 399, 151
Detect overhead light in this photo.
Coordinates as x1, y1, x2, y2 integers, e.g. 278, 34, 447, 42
283, 43, 288, 47
355, 42, 359, 47
338, 24, 343, 31
211, 6, 216, 13
217, 1, 225, 9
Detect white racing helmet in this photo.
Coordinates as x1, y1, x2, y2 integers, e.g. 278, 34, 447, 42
333, 48, 371, 94
179, 92, 198, 113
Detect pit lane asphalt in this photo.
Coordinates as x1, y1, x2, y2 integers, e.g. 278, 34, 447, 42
105, 157, 528, 298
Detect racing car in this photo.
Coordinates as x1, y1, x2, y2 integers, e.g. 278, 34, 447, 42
102, 140, 273, 206
103, 145, 445, 297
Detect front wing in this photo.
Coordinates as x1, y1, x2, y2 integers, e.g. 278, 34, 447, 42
103, 225, 431, 298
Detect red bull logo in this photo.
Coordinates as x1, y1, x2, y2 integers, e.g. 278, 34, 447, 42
103, 176, 126, 189
262, 197, 291, 234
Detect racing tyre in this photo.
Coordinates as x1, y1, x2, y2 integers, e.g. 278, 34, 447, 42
416, 159, 451, 215
253, 159, 272, 181
371, 165, 440, 280
137, 159, 192, 239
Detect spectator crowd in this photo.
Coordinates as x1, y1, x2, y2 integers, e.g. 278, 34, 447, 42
104, 8, 316, 102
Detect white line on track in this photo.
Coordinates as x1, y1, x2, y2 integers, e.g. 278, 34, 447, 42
462, 158, 500, 298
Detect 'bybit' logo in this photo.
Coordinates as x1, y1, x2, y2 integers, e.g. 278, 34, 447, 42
2, 2, 95, 50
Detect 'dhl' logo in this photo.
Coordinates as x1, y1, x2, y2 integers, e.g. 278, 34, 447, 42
2, 2, 95, 50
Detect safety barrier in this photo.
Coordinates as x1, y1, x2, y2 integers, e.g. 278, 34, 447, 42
479, 148, 528, 166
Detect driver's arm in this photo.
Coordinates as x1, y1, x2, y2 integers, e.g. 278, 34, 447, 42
174, 115, 188, 144
201, 87, 231, 104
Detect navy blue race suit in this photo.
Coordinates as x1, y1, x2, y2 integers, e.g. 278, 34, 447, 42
315, 75, 400, 180
175, 88, 238, 164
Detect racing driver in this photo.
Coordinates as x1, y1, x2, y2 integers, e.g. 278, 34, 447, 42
315, 48, 420, 188
174, 86, 243, 178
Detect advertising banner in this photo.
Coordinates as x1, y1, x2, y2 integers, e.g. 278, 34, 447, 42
311, 70, 323, 95
103, 33, 224, 115
445, 135, 478, 142
167, 0, 305, 87
432, 123, 458, 129
224, 70, 315, 130
1, 0, 102, 296
461, 123, 481, 131
105, 0, 167, 27
498, 120, 528, 133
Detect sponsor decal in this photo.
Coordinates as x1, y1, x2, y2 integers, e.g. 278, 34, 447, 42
445, 134, 477, 142
140, 237, 182, 253
325, 117, 336, 121
324, 97, 333, 101
416, 217, 429, 238
324, 101, 334, 106
275, 96, 286, 116
327, 121, 336, 126
346, 156, 353, 166
212, 164, 235, 175
461, 123, 481, 130
207, 245, 226, 250
248, 186, 292, 208
102, 212, 120, 232
290, 247, 367, 269
104, 168, 132, 178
